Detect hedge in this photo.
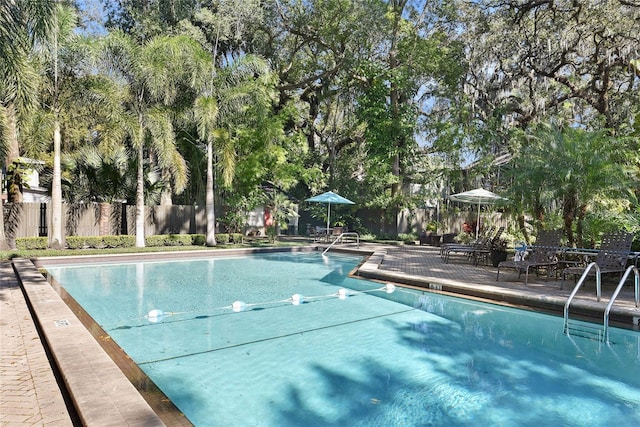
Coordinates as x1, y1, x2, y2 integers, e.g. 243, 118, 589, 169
15, 237, 48, 250
16, 233, 244, 250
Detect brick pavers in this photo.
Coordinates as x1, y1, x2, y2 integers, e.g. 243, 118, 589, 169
0, 261, 73, 427
359, 244, 640, 324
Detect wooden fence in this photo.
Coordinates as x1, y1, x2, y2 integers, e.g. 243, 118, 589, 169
4, 202, 508, 241
5, 203, 208, 240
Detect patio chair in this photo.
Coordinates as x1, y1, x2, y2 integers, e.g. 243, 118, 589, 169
561, 230, 634, 285
444, 226, 505, 266
496, 229, 563, 285
419, 231, 433, 245
440, 226, 495, 259
473, 226, 508, 266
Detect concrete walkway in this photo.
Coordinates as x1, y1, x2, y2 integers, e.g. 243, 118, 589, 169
1, 261, 74, 427
2, 244, 639, 426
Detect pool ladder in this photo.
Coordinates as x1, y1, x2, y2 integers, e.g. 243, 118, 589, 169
563, 264, 639, 343
322, 232, 360, 255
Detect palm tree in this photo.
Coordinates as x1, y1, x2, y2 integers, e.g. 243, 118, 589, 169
46, 4, 78, 249
181, 3, 273, 246
66, 145, 134, 235
95, 31, 209, 247
510, 123, 632, 246
193, 54, 274, 246
0, 0, 56, 249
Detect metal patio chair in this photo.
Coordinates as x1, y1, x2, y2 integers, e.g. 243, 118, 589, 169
562, 230, 634, 285
496, 229, 563, 285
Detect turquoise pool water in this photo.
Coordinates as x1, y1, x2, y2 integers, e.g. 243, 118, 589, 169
44, 252, 640, 426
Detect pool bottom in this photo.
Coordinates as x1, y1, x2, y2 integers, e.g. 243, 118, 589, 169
132, 295, 640, 427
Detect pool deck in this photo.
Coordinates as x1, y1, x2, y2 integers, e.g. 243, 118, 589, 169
2, 243, 639, 426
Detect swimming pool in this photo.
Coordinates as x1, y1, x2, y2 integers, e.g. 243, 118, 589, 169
44, 252, 640, 426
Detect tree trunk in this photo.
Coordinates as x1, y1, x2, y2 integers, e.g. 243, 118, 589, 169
98, 202, 111, 236
49, 119, 63, 249
160, 169, 173, 205
5, 104, 23, 203
0, 182, 7, 250
0, 104, 20, 249
205, 139, 216, 246
388, 0, 407, 200
135, 140, 146, 247
562, 192, 576, 246
517, 214, 531, 244
5, 102, 19, 165
576, 203, 588, 248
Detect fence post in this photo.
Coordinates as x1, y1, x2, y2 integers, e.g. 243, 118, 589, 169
39, 203, 48, 237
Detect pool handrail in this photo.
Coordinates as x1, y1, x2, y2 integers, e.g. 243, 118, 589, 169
322, 232, 360, 255
563, 262, 601, 335
603, 265, 639, 343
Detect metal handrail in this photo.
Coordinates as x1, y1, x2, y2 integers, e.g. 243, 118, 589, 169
603, 266, 639, 343
322, 232, 360, 255
563, 262, 601, 334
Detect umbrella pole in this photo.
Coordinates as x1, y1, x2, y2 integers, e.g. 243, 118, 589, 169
327, 202, 331, 236
476, 199, 481, 239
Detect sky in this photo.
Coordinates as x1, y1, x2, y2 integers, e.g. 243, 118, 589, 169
77, 0, 108, 35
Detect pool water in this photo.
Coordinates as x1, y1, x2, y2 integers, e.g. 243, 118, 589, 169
44, 252, 640, 426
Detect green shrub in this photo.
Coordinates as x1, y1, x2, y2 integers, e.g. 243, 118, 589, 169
266, 226, 277, 243
216, 233, 230, 244
66, 235, 134, 249
16, 237, 48, 250
102, 235, 135, 248
167, 234, 193, 246
66, 236, 89, 249
145, 235, 166, 247
191, 234, 206, 245
398, 233, 417, 243
146, 234, 192, 247
86, 236, 107, 248
455, 231, 473, 245
230, 233, 243, 244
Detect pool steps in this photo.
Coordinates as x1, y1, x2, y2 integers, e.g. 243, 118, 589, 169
564, 265, 640, 343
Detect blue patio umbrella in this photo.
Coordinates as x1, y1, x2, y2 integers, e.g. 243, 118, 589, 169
306, 191, 355, 232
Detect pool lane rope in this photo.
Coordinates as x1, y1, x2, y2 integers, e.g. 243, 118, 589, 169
144, 283, 396, 323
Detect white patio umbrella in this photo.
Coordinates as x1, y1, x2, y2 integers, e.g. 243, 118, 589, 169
305, 191, 355, 233
449, 188, 506, 239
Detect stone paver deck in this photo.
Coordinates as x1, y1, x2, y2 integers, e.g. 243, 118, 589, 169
2, 243, 639, 426
361, 244, 640, 326
1, 261, 74, 427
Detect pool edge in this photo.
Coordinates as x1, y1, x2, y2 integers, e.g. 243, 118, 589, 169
13, 257, 167, 427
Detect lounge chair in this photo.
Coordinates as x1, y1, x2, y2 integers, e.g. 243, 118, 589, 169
473, 226, 508, 266
562, 230, 634, 285
444, 226, 505, 266
496, 229, 563, 285
440, 226, 495, 259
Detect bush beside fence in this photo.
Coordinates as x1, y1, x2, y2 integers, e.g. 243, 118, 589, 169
15, 233, 246, 250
